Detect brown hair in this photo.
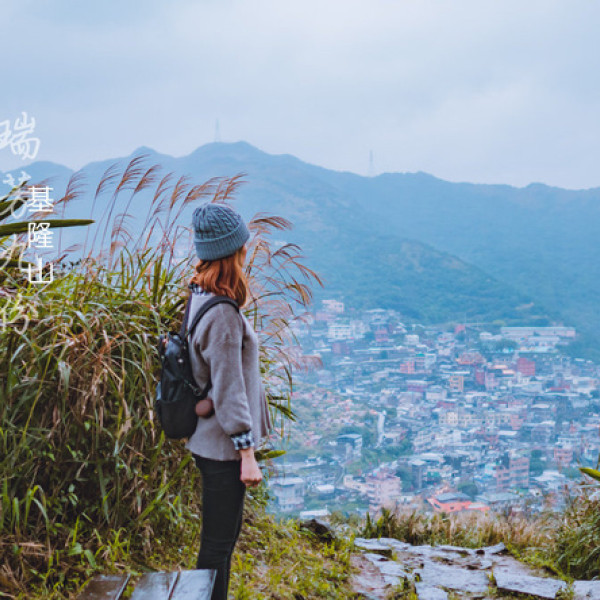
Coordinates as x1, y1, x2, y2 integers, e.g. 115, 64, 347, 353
189, 246, 248, 307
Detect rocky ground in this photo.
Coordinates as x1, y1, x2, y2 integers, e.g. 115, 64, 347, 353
349, 537, 600, 600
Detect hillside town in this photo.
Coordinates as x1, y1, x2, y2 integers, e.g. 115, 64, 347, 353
265, 299, 600, 520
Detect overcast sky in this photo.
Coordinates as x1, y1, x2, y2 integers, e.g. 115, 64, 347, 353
2, 0, 599, 189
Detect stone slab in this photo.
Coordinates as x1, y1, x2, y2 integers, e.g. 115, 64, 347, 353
377, 537, 412, 552
353, 538, 394, 557
489, 555, 545, 578
378, 561, 409, 578
480, 542, 508, 555
573, 580, 600, 600
434, 545, 474, 556
363, 552, 389, 565
350, 553, 389, 600
416, 562, 490, 594
494, 570, 567, 600
383, 574, 404, 587
415, 582, 449, 600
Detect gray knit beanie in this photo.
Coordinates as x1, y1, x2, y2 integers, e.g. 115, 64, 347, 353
192, 202, 250, 260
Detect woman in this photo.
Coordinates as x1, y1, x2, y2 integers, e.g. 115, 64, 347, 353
184, 201, 273, 600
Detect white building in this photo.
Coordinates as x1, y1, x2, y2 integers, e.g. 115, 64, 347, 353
500, 326, 576, 339
270, 477, 305, 512
327, 321, 353, 341
323, 299, 345, 314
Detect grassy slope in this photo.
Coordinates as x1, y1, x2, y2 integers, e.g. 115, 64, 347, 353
18, 486, 600, 599
20, 500, 358, 600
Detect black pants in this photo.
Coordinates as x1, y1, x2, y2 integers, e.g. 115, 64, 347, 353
193, 454, 246, 600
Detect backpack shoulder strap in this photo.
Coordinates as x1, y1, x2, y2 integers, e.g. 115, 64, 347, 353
183, 295, 239, 398
184, 295, 240, 341
178, 292, 193, 338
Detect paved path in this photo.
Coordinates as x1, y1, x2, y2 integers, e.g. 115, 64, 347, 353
350, 537, 600, 600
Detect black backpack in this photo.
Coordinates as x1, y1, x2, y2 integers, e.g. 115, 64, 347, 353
155, 292, 239, 439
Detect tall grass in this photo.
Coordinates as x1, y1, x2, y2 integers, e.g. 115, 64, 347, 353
0, 158, 322, 597
554, 488, 600, 579
360, 506, 556, 550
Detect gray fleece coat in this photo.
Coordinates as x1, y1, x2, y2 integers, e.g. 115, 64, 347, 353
184, 290, 273, 461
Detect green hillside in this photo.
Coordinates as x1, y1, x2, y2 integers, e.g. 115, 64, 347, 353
307, 233, 553, 326
10, 141, 599, 355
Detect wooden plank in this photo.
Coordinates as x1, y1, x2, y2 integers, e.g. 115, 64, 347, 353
169, 569, 217, 600
77, 574, 130, 600
129, 572, 178, 600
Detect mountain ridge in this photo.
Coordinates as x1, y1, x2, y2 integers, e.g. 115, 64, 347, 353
3, 141, 597, 354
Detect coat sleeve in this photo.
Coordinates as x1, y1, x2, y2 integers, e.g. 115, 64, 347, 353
196, 303, 255, 449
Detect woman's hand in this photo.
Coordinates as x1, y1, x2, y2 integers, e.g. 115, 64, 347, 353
239, 448, 262, 487
195, 397, 214, 417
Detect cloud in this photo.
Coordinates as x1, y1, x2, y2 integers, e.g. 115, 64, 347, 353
1, 0, 599, 188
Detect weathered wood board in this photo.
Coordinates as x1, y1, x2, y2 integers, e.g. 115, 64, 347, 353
169, 569, 217, 600
77, 574, 130, 600
129, 571, 178, 600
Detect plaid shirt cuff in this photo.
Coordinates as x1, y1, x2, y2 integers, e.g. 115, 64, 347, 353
230, 429, 255, 450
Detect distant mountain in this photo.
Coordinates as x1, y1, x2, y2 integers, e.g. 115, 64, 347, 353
4, 141, 598, 353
